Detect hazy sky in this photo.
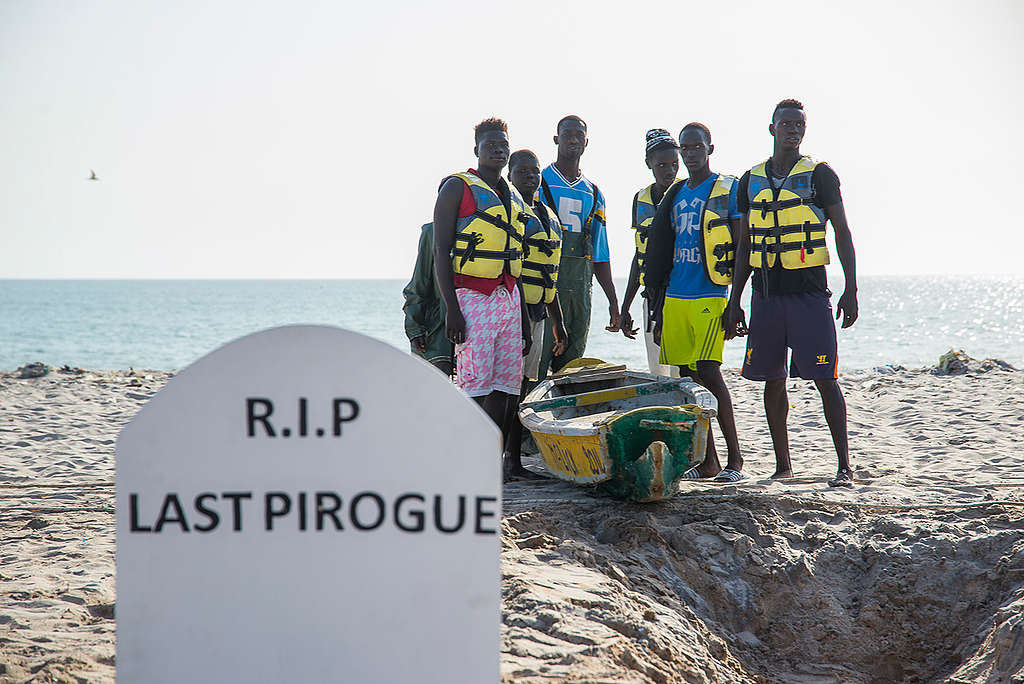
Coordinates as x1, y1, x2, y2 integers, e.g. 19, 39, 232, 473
2, 0, 1022, 279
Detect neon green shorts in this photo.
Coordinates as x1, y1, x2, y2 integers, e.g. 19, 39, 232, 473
659, 296, 727, 367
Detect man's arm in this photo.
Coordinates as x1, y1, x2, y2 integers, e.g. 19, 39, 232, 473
593, 261, 620, 332
545, 293, 568, 356
723, 215, 751, 340
618, 251, 642, 339
589, 188, 619, 332
517, 280, 532, 357
433, 178, 466, 344
825, 201, 858, 328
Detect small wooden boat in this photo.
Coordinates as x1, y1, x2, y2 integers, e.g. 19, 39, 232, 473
519, 360, 717, 502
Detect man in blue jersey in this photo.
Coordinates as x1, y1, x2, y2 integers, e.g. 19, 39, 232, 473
535, 115, 619, 378
644, 123, 744, 481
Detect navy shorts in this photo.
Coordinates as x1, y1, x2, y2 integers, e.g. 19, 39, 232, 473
741, 290, 838, 381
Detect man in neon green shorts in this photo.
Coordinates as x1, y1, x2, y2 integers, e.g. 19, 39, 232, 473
644, 123, 744, 481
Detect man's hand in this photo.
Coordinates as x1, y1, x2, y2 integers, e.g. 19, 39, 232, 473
722, 303, 748, 340
446, 308, 467, 345
619, 310, 639, 339
652, 319, 662, 346
836, 289, 858, 328
605, 304, 621, 332
522, 321, 533, 358
552, 322, 568, 356
411, 335, 426, 353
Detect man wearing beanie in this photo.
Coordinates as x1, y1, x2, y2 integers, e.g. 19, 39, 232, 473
618, 128, 682, 377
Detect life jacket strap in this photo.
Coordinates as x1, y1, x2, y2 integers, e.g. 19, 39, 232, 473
712, 242, 735, 259
471, 210, 524, 244
751, 196, 813, 214
751, 222, 825, 238
760, 238, 827, 254
525, 237, 559, 257
523, 261, 558, 285
453, 241, 522, 267
454, 233, 484, 268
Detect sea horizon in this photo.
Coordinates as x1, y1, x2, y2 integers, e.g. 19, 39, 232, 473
2, 275, 1021, 372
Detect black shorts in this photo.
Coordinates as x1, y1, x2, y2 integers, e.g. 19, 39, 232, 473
741, 290, 838, 381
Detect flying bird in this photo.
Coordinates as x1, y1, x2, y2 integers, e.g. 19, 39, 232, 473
88, 170, 99, 181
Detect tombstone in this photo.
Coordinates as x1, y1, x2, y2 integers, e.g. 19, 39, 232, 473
116, 326, 501, 683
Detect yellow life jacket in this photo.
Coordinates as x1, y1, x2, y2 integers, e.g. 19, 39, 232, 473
747, 156, 830, 270
450, 171, 527, 279
631, 182, 672, 287
699, 174, 738, 286
521, 201, 561, 305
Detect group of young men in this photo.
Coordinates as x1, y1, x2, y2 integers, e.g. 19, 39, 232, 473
403, 100, 859, 487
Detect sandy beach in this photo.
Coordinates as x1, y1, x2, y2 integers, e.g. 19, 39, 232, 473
1, 361, 1022, 683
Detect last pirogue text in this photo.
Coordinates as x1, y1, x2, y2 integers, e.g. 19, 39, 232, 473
127, 491, 498, 535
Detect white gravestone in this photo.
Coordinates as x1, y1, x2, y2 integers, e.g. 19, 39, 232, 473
116, 325, 500, 683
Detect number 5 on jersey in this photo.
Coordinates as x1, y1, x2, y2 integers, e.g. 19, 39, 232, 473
558, 197, 583, 233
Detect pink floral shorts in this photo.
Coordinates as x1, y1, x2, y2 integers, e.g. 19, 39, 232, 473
455, 287, 522, 397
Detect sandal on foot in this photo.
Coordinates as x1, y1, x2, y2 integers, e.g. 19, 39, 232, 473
713, 468, 746, 483
828, 469, 855, 487
682, 467, 705, 480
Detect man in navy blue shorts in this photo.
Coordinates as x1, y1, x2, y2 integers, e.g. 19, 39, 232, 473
724, 99, 859, 487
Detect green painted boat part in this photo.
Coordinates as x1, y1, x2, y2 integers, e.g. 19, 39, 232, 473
597, 405, 708, 502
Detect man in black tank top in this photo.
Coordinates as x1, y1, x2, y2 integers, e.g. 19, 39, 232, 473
724, 99, 860, 487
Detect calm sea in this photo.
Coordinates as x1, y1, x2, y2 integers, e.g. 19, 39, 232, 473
1, 277, 1021, 371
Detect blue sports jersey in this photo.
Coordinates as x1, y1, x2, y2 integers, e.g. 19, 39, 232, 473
539, 164, 609, 263
666, 173, 740, 299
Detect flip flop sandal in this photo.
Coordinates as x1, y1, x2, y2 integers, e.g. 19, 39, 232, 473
713, 468, 746, 483
682, 466, 717, 480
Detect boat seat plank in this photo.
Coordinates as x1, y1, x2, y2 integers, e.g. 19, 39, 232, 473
521, 381, 684, 413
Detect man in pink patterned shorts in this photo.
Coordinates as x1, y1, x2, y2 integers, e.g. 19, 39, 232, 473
433, 118, 532, 441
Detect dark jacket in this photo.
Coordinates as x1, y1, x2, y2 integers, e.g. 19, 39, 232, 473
402, 223, 453, 365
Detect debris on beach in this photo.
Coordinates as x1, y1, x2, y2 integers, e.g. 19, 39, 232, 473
936, 349, 1016, 375
16, 362, 51, 378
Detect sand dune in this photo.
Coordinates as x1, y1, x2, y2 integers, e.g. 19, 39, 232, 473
1, 364, 1022, 683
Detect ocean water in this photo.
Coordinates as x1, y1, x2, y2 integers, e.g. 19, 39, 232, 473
1, 277, 1021, 371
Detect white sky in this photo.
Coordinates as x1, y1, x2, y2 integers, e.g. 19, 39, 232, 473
2, 0, 1022, 279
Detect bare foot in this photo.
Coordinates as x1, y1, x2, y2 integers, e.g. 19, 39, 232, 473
770, 469, 794, 479
697, 466, 721, 478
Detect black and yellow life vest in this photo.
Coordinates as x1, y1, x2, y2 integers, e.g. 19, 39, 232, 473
747, 156, 830, 270
450, 171, 527, 279
631, 183, 666, 287
699, 174, 738, 286
521, 202, 561, 305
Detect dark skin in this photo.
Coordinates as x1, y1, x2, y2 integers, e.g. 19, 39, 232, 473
553, 119, 620, 332
619, 146, 679, 340
433, 129, 532, 430
503, 152, 569, 480
649, 127, 743, 477
723, 106, 858, 479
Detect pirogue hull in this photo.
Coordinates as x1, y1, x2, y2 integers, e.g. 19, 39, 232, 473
519, 361, 717, 502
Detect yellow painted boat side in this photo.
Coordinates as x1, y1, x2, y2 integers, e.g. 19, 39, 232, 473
533, 430, 610, 484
